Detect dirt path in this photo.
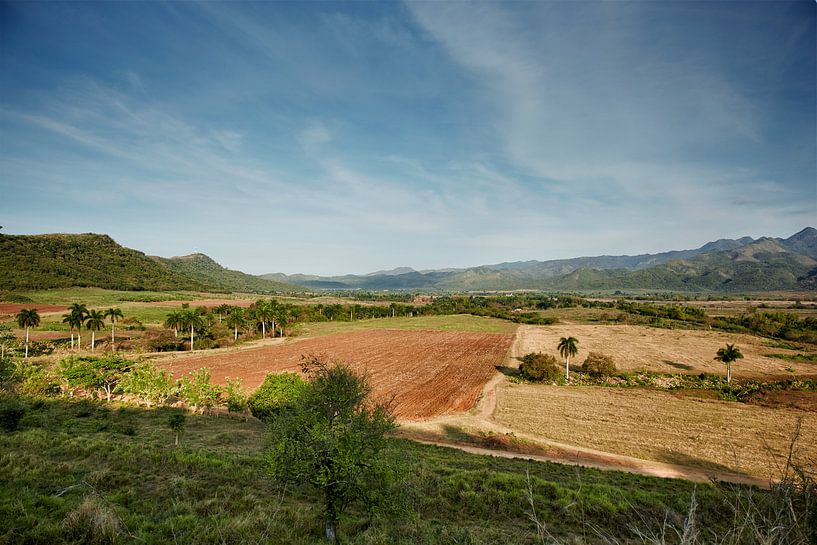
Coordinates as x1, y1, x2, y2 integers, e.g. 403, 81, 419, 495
399, 325, 771, 488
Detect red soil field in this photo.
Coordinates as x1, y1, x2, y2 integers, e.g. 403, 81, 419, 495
0, 304, 67, 317
157, 329, 514, 420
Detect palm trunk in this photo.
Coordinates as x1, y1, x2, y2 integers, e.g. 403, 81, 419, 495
234, 326, 238, 341
261, 322, 266, 339
111, 322, 115, 346
91, 331, 96, 351
565, 357, 569, 380
78, 331, 82, 351
727, 363, 732, 384
70, 330, 75, 350
190, 325, 194, 351
25, 327, 30, 358
174, 327, 178, 338
175, 432, 179, 446
271, 319, 276, 338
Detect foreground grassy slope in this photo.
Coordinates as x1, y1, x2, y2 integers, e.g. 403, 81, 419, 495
0, 234, 206, 291
1, 396, 782, 545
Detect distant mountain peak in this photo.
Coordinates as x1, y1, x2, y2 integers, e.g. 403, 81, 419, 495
365, 266, 417, 277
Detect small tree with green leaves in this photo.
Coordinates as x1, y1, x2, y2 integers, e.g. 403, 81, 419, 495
15, 308, 40, 359
0, 323, 16, 359
177, 368, 221, 413
581, 352, 616, 377
59, 355, 132, 401
715, 343, 744, 384
265, 355, 396, 542
518, 352, 562, 382
224, 378, 248, 414
247, 372, 307, 420
167, 412, 186, 446
119, 362, 174, 406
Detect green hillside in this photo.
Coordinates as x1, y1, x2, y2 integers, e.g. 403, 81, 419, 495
0, 234, 206, 291
156, 253, 301, 293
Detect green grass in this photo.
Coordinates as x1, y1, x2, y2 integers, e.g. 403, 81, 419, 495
1, 395, 760, 545
9, 288, 217, 306
294, 314, 518, 337
766, 353, 817, 363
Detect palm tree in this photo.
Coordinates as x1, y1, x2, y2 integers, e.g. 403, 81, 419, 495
105, 308, 124, 348
714, 343, 743, 384
68, 303, 88, 350
164, 311, 183, 338
62, 312, 79, 350
85, 310, 106, 351
16, 308, 40, 358
557, 336, 579, 380
225, 308, 246, 341
179, 310, 205, 351
253, 300, 274, 339
214, 304, 231, 324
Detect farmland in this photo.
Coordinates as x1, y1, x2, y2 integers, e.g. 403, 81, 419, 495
514, 324, 817, 378
492, 383, 817, 479
156, 329, 515, 419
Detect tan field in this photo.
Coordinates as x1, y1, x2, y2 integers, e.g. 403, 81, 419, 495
515, 324, 816, 378
493, 383, 817, 478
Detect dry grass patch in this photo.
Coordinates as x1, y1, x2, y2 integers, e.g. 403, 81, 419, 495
494, 383, 817, 478
516, 324, 816, 378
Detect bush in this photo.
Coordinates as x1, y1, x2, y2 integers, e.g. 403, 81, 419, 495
518, 353, 562, 382
177, 368, 221, 413
119, 362, 174, 406
0, 395, 26, 432
581, 352, 616, 377
248, 372, 307, 420
224, 378, 248, 413
15, 363, 61, 396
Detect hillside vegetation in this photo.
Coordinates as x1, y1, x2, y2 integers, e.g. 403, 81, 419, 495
0, 234, 205, 291
0, 234, 301, 294
155, 253, 299, 293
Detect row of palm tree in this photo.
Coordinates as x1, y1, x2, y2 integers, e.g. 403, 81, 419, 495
60, 304, 124, 352
164, 309, 207, 351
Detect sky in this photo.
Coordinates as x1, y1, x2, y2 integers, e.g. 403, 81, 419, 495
1, 1, 814, 276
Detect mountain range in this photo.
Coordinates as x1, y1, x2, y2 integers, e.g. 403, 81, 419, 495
1, 228, 815, 294
261, 227, 817, 292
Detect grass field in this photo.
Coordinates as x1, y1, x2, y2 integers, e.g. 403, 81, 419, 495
515, 324, 817, 378
2, 396, 789, 545
295, 314, 518, 336
493, 383, 817, 478
156, 329, 515, 420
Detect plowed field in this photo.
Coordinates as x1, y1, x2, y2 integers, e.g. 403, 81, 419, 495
157, 329, 514, 420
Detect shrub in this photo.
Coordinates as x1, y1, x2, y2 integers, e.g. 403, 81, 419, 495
581, 352, 617, 377
62, 496, 121, 544
248, 372, 307, 420
59, 355, 133, 402
177, 368, 221, 413
0, 395, 26, 432
15, 363, 61, 396
518, 353, 561, 382
224, 378, 248, 413
119, 362, 174, 406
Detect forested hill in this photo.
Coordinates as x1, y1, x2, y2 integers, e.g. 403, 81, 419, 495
0, 233, 301, 293
0, 234, 206, 291
155, 253, 299, 293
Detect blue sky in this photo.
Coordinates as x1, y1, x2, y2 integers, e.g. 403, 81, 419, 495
1, 1, 814, 275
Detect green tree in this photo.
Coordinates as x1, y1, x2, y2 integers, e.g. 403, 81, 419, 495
104, 308, 124, 348
167, 412, 186, 446
247, 372, 307, 420
557, 336, 579, 380
518, 352, 561, 382
85, 310, 106, 351
714, 343, 744, 384
177, 368, 221, 413
68, 303, 89, 350
265, 356, 396, 542
0, 323, 16, 359
119, 362, 174, 406
62, 313, 80, 350
15, 308, 40, 359
59, 355, 132, 401
164, 311, 183, 338
225, 308, 246, 341
224, 378, 248, 414
179, 310, 205, 351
